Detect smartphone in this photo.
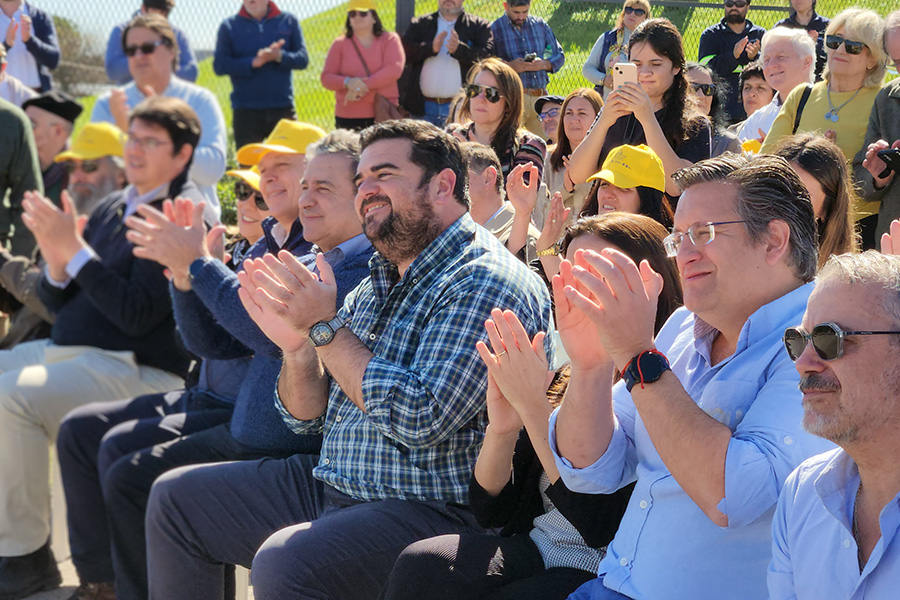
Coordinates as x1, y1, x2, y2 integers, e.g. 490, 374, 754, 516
877, 148, 900, 176
612, 62, 638, 89
524, 52, 537, 62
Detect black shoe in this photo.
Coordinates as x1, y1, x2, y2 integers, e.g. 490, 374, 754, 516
66, 582, 116, 600
0, 540, 62, 600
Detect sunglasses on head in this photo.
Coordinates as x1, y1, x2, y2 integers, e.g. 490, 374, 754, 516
724, 0, 747, 7
825, 35, 866, 55
464, 83, 503, 104
783, 322, 900, 362
348, 10, 370, 18
691, 82, 717, 97
623, 6, 646, 16
65, 160, 101, 175
124, 40, 166, 57
234, 181, 268, 211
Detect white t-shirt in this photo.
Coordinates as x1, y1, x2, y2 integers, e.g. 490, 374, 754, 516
420, 17, 463, 99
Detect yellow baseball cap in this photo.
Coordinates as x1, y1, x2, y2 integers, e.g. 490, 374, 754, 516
587, 144, 666, 192
236, 120, 327, 166
225, 166, 261, 191
347, 0, 377, 11
54, 122, 126, 163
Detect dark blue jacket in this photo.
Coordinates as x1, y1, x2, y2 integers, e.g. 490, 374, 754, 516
698, 18, 767, 123
213, 1, 308, 110
173, 217, 374, 454
2, 2, 60, 92
38, 177, 201, 377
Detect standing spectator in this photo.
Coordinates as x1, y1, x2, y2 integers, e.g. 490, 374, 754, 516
321, 1, 405, 131
774, 0, 829, 80
491, 0, 564, 138
0, 0, 59, 92
0, 96, 41, 256
761, 8, 887, 249
399, 0, 494, 125
93, 13, 226, 220
0, 43, 35, 106
535, 94, 563, 145
214, 0, 309, 150
685, 62, 741, 157
105, 0, 198, 85
582, 0, 650, 99
698, 0, 766, 123
737, 26, 815, 144
857, 10, 900, 242
23, 91, 83, 206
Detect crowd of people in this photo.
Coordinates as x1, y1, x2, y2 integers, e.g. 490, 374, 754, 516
0, 0, 899, 599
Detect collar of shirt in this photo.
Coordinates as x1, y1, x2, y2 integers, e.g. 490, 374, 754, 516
483, 202, 515, 234
269, 221, 289, 248
123, 182, 169, 218
310, 232, 371, 270
239, 0, 282, 21
814, 449, 861, 530
717, 17, 757, 33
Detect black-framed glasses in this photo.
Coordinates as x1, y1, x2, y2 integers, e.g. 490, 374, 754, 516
663, 220, 746, 257
464, 83, 503, 104
690, 82, 717, 97
724, 0, 747, 7
539, 107, 560, 121
348, 10, 370, 18
825, 35, 866, 55
125, 135, 172, 151
623, 6, 647, 16
65, 160, 101, 175
124, 40, 166, 57
783, 322, 900, 361
234, 181, 268, 210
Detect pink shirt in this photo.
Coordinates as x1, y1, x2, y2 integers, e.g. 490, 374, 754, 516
321, 32, 405, 119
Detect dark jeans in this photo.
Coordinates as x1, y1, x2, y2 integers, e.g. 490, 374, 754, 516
232, 106, 297, 153
382, 532, 595, 600
146, 456, 485, 600
335, 116, 375, 131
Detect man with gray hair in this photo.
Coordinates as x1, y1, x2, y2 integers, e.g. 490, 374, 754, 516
551, 153, 835, 600
738, 25, 815, 143
858, 10, 900, 242
769, 250, 900, 599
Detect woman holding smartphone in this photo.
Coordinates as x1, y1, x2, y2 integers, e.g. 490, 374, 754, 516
567, 18, 711, 198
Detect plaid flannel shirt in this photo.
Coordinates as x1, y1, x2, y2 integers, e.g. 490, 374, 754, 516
276, 214, 555, 504
490, 14, 564, 90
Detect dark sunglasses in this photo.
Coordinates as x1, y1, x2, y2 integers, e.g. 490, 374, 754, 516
825, 35, 866, 55
623, 6, 647, 16
65, 160, 101, 175
724, 0, 747, 7
783, 322, 900, 362
691, 82, 717, 97
124, 40, 166, 57
234, 181, 268, 211
464, 83, 503, 104
348, 10, 370, 18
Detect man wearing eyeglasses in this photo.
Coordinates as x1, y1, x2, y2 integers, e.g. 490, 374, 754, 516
535, 94, 562, 145
698, 0, 766, 123
551, 154, 834, 600
398, 0, 494, 126
22, 90, 83, 208
769, 250, 900, 599
92, 13, 226, 220
491, 0, 565, 138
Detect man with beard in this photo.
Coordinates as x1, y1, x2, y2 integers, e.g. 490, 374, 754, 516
699, 0, 766, 123
769, 251, 900, 599
0, 122, 126, 350
143, 120, 555, 600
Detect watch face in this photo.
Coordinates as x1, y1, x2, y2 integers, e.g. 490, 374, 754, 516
309, 322, 333, 347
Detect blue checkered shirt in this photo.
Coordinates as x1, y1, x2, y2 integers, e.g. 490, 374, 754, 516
276, 214, 555, 504
490, 15, 565, 90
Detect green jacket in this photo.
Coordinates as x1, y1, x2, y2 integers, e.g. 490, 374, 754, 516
0, 97, 42, 255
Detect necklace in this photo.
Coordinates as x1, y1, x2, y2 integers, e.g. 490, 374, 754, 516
825, 85, 863, 123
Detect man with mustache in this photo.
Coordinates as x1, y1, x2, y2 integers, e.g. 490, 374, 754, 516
769, 250, 900, 599
143, 119, 555, 600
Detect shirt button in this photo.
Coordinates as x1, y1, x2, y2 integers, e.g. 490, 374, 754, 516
783, 436, 794, 445
639, 500, 648, 509
323, 457, 331, 465
843, 539, 852, 548
368, 333, 377, 341
335, 415, 342, 422
619, 557, 629, 567
412, 277, 419, 284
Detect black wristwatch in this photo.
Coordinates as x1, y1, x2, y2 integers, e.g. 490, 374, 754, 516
309, 315, 345, 347
622, 350, 670, 393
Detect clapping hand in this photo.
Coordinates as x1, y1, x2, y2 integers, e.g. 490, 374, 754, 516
22, 191, 89, 281
506, 163, 540, 217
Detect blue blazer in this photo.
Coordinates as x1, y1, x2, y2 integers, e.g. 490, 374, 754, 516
2, 3, 60, 92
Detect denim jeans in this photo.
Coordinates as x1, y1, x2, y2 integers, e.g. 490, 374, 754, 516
423, 100, 451, 127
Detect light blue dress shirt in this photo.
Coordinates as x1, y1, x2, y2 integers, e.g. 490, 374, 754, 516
769, 448, 900, 600
91, 77, 227, 217
550, 282, 836, 600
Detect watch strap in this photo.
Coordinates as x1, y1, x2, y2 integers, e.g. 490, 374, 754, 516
622, 350, 670, 393
536, 242, 560, 257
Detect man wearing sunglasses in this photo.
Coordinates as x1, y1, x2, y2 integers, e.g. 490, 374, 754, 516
698, 0, 766, 123
92, 13, 226, 220
22, 90, 83, 208
398, 0, 494, 125
552, 154, 834, 600
769, 251, 900, 599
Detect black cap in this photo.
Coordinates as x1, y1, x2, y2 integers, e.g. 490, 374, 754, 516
535, 95, 564, 115
22, 90, 84, 124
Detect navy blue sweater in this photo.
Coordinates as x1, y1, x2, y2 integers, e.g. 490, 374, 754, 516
173, 217, 374, 453
38, 181, 202, 377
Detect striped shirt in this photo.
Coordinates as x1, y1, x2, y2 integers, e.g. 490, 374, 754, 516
490, 14, 564, 90
277, 214, 555, 504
